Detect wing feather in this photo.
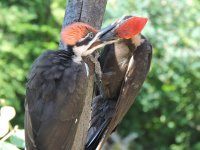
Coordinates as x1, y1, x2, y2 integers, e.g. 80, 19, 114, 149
25, 50, 88, 150
86, 37, 152, 150
99, 37, 152, 148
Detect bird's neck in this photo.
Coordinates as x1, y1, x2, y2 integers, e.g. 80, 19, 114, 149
66, 45, 75, 55
66, 45, 83, 63
131, 34, 144, 47
57, 47, 74, 60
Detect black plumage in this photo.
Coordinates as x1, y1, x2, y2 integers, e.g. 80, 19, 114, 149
25, 49, 89, 150
86, 36, 152, 150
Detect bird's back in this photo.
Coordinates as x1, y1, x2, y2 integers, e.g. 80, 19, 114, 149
99, 40, 133, 98
25, 50, 89, 150
85, 40, 133, 150
85, 37, 152, 150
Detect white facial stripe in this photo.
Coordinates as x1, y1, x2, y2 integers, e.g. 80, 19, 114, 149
116, 15, 126, 24
78, 33, 90, 43
88, 32, 102, 48
73, 32, 101, 57
82, 39, 120, 56
78, 16, 128, 57
131, 34, 144, 47
109, 15, 128, 32
74, 30, 120, 57
72, 55, 82, 63
73, 45, 87, 56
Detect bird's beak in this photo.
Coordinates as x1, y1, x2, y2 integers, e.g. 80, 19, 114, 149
98, 23, 118, 42
99, 16, 148, 40
98, 16, 132, 42
82, 23, 121, 56
83, 16, 148, 56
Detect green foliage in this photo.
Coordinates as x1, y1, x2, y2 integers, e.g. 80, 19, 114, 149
0, 142, 20, 150
104, 0, 200, 149
0, 106, 25, 149
0, 129, 25, 150
0, 0, 199, 149
9, 129, 25, 148
0, 0, 65, 128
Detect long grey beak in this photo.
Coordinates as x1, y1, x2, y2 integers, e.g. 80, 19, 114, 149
82, 24, 119, 56
98, 24, 118, 42
98, 15, 133, 42
99, 24, 117, 41
82, 16, 132, 56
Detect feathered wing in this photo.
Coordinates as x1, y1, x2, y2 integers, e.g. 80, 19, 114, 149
98, 37, 152, 148
25, 50, 88, 150
85, 37, 152, 150
85, 40, 133, 150
85, 96, 116, 150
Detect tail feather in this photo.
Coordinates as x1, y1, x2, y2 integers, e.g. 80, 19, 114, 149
85, 119, 110, 150
85, 96, 116, 150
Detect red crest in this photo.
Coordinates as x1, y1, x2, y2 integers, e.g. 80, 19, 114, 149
115, 17, 148, 39
61, 22, 97, 45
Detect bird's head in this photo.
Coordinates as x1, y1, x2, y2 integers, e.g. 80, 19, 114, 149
61, 22, 120, 56
114, 16, 148, 39
100, 16, 148, 46
61, 17, 148, 57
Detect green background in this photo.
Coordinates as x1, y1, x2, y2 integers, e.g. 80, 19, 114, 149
0, 0, 200, 149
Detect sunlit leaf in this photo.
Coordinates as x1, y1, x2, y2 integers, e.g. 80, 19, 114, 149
1, 106, 16, 121
0, 142, 20, 150
9, 129, 25, 148
0, 116, 9, 138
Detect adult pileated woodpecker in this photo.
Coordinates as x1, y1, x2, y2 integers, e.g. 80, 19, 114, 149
24, 22, 124, 150
85, 16, 152, 150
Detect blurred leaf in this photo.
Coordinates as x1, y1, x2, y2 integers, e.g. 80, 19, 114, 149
0, 116, 9, 138
9, 129, 25, 148
0, 106, 16, 121
0, 142, 20, 150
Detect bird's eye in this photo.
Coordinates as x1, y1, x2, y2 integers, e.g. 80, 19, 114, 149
88, 32, 94, 39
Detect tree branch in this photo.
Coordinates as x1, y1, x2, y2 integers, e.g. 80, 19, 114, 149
60, 0, 107, 49
59, 0, 107, 149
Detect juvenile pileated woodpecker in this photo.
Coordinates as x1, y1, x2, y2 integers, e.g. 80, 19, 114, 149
24, 22, 123, 150
85, 16, 152, 150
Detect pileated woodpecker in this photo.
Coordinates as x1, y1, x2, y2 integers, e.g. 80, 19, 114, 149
85, 16, 152, 150
24, 22, 124, 150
